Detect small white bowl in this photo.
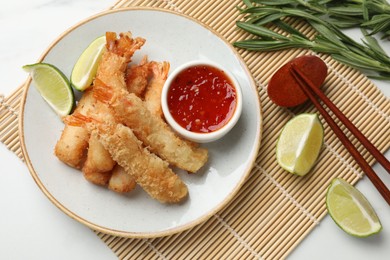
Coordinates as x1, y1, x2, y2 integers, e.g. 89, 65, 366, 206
161, 60, 242, 143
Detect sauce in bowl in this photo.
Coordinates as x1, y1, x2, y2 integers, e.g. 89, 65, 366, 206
161, 60, 242, 143
167, 65, 237, 133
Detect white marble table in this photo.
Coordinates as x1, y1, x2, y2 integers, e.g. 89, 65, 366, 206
0, 0, 389, 259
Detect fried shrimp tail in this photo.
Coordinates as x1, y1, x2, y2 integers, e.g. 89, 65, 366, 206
91, 78, 115, 105
105, 32, 146, 61
126, 56, 150, 97
92, 122, 188, 203
96, 32, 146, 92
144, 61, 170, 117
64, 112, 95, 127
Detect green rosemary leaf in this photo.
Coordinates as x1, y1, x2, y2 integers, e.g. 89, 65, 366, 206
327, 5, 364, 16
311, 36, 344, 54
345, 44, 376, 60
242, 0, 253, 8
295, 0, 327, 13
362, 35, 386, 56
362, 14, 390, 35
273, 20, 308, 39
242, 6, 324, 25
241, 6, 281, 15
370, 21, 390, 36
382, 31, 390, 40
327, 17, 362, 28
333, 52, 390, 72
317, 0, 333, 5
370, 72, 390, 81
362, 0, 369, 21
361, 14, 390, 27
365, 1, 390, 14
281, 9, 325, 24
252, 0, 296, 5
236, 21, 290, 40
308, 21, 347, 50
252, 14, 287, 26
234, 39, 310, 51
322, 23, 371, 56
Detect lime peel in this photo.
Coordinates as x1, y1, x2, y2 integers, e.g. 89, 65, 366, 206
23, 63, 74, 117
326, 178, 382, 237
70, 35, 106, 91
276, 113, 324, 176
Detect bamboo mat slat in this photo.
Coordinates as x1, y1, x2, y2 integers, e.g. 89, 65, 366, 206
1, 0, 390, 259
1, 85, 24, 161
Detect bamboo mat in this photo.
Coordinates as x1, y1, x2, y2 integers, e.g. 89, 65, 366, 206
1, 0, 390, 259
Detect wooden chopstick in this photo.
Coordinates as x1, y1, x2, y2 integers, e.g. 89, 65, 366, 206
293, 66, 390, 174
290, 64, 390, 205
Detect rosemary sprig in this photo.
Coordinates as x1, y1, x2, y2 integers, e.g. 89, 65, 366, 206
234, 0, 390, 80
248, 0, 390, 37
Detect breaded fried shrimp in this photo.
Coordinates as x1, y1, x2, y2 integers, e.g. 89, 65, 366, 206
81, 31, 145, 190
82, 133, 115, 186
54, 125, 89, 169
95, 123, 188, 203
94, 83, 208, 173
54, 89, 95, 168
66, 114, 188, 203
56, 31, 210, 201
144, 61, 170, 117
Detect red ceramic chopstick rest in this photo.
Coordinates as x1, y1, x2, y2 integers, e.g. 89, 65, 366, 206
267, 55, 328, 107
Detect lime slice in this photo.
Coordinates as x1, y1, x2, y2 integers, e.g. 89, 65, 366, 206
326, 178, 382, 237
276, 113, 323, 176
23, 63, 74, 117
70, 35, 106, 91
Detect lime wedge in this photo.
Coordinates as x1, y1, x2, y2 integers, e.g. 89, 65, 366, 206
70, 35, 106, 91
23, 63, 74, 117
276, 113, 323, 176
326, 178, 382, 237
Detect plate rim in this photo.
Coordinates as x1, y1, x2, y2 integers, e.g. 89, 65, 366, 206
19, 6, 263, 238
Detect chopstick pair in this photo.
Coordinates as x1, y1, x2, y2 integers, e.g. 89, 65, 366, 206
290, 64, 390, 205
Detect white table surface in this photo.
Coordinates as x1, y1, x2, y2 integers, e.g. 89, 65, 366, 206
0, 0, 388, 259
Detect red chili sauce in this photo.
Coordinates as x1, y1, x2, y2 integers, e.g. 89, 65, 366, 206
167, 65, 237, 133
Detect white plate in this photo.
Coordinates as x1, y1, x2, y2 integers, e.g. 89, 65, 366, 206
20, 8, 262, 238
